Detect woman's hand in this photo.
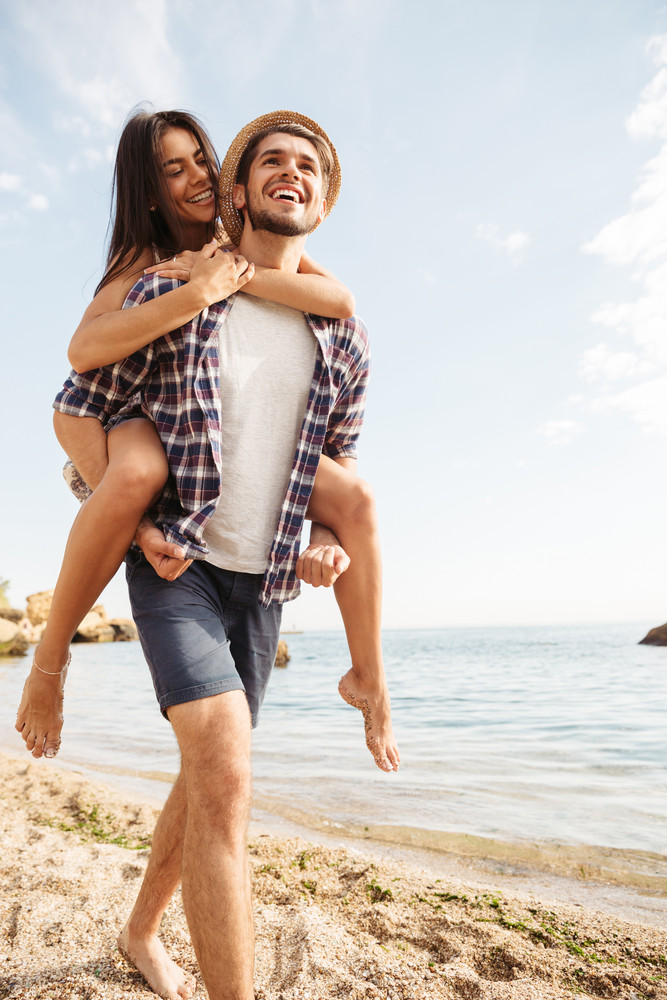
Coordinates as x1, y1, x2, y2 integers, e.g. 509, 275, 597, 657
145, 240, 255, 307
145, 250, 197, 282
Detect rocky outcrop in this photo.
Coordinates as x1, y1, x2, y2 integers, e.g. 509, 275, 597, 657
72, 609, 117, 643
0, 607, 23, 624
639, 623, 667, 646
108, 619, 139, 642
0, 591, 140, 654
26, 591, 55, 627
0, 589, 287, 661
274, 639, 290, 668
0, 618, 29, 655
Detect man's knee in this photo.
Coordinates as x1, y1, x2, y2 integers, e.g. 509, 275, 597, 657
185, 754, 252, 835
170, 692, 253, 833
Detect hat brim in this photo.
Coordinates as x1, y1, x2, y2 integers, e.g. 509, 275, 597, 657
218, 110, 341, 246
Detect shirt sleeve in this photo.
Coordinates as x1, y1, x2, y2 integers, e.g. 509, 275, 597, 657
323, 317, 371, 460
52, 275, 180, 421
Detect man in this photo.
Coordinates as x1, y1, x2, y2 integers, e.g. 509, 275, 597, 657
107, 112, 386, 1000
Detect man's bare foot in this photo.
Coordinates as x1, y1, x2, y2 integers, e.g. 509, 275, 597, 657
338, 668, 400, 772
15, 655, 69, 759
118, 923, 196, 1000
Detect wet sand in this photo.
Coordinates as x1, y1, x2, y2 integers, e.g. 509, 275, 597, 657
0, 750, 665, 999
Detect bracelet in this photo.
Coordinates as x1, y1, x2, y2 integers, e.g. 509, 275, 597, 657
33, 653, 71, 676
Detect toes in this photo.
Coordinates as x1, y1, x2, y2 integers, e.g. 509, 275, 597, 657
44, 737, 61, 759
367, 737, 392, 772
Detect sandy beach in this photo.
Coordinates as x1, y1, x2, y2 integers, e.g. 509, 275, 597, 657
0, 752, 665, 999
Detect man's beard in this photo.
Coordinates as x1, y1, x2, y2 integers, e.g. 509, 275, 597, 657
246, 195, 317, 237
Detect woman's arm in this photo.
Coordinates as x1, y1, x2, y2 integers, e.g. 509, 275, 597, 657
145, 249, 356, 320
68, 242, 254, 373
243, 252, 355, 318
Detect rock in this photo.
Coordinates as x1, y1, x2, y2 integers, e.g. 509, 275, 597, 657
274, 639, 290, 668
0, 618, 29, 656
73, 610, 116, 643
108, 619, 139, 642
7, 633, 30, 655
639, 623, 667, 646
26, 590, 54, 626
0, 607, 24, 624
0, 618, 19, 651
22, 593, 138, 644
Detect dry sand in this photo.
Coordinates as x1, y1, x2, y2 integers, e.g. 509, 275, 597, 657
0, 751, 665, 1000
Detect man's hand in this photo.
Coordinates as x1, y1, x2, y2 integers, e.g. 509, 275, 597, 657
296, 525, 350, 587
135, 517, 192, 581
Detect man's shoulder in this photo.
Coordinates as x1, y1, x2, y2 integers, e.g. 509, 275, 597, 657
306, 312, 369, 354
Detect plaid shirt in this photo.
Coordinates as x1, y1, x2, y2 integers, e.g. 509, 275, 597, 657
54, 275, 370, 606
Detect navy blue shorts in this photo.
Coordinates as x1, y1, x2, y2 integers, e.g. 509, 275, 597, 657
125, 551, 282, 726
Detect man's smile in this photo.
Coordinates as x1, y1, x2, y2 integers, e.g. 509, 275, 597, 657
269, 186, 304, 204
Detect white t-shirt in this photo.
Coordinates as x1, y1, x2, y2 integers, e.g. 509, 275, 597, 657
203, 295, 317, 573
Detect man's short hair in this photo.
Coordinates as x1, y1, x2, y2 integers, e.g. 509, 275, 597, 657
235, 124, 334, 196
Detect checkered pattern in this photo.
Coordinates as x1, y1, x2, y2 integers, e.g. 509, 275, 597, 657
54, 275, 370, 606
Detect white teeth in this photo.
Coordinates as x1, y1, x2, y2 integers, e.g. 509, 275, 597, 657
188, 189, 212, 204
272, 188, 300, 203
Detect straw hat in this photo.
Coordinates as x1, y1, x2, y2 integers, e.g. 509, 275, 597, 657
218, 110, 341, 245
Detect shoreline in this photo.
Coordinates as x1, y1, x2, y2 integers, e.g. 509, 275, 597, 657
3, 741, 667, 923
4, 739, 666, 917
1, 751, 666, 999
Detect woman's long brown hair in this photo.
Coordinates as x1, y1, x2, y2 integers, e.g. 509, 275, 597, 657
96, 107, 220, 294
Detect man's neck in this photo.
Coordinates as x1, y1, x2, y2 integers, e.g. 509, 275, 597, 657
238, 228, 306, 272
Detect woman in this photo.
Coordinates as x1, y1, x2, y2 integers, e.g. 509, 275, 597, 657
15, 108, 399, 773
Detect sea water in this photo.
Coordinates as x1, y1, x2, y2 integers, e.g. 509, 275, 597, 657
2, 623, 666, 880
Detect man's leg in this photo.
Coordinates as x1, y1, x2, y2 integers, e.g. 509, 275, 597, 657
118, 772, 194, 1000
169, 690, 255, 1000
121, 561, 277, 1000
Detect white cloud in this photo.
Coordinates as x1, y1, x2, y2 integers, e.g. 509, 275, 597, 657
626, 36, 667, 139
578, 343, 654, 383
580, 35, 667, 433
27, 194, 49, 211
12, 1, 183, 132
68, 148, 105, 173
582, 146, 667, 267
53, 112, 92, 137
0, 173, 21, 192
589, 377, 667, 434
476, 223, 531, 263
0, 171, 49, 212
536, 420, 583, 446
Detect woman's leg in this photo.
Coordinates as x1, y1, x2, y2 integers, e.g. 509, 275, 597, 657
303, 455, 400, 772
16, 418, 169, 759
53, 411, 109, 490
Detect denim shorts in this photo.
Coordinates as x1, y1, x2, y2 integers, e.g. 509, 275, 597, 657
125, 551, 282, 726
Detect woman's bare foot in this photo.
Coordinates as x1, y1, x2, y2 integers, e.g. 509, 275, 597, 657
15, 655, 70, 759
118, 923, 196, 1000
338, 668, 400, 772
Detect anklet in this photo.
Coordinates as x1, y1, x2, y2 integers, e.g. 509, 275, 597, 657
33, 653, 71, 676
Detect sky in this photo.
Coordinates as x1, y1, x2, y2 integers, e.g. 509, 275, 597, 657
2, 0, 667, 630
